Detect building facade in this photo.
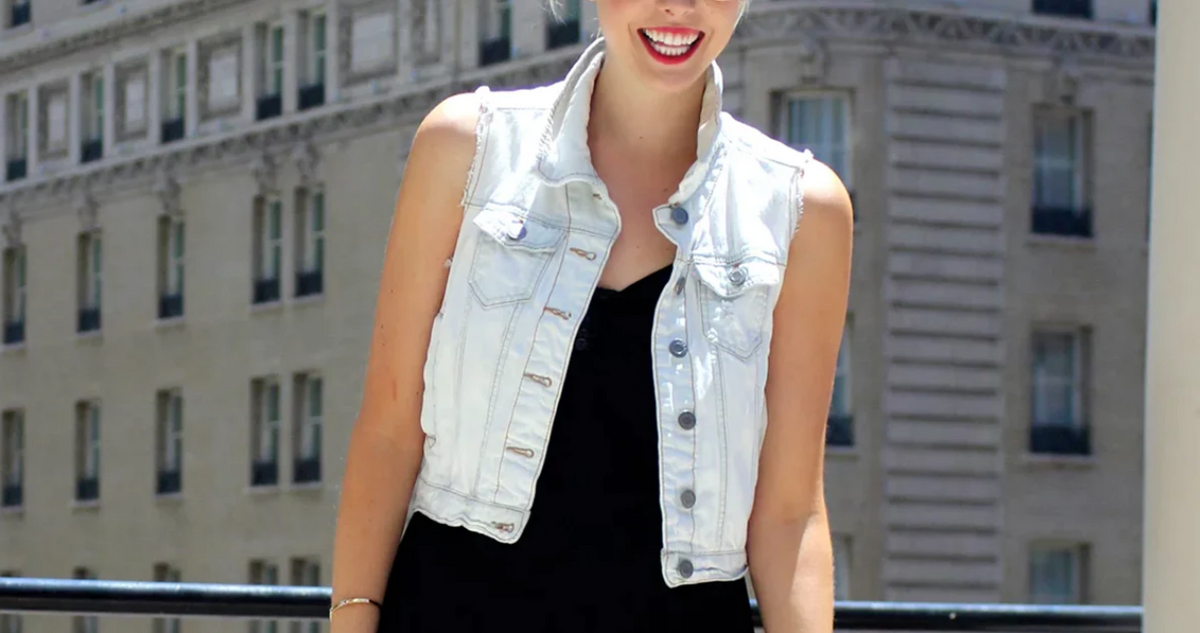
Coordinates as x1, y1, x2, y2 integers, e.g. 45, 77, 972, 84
0, 0, 1155, 631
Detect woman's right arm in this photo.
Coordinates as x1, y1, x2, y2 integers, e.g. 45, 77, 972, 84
329, 92, 481, 633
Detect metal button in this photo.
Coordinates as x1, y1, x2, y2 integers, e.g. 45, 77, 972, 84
508, 224, 527, 241
674, 275, 686, 295
729, 266, 747, 286
677, 559, 694, 579
681, 489, 696, 509
669, 339, 688, 357
678, 411, 696, 430
670, 206, 690, 225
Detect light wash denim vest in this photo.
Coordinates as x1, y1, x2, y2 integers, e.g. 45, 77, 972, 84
407, 38, 813, 587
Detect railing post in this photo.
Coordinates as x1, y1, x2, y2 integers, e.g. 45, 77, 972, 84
1144, 0, 1200, 630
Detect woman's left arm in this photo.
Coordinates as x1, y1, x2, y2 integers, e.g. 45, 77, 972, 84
748, 160, 854, 633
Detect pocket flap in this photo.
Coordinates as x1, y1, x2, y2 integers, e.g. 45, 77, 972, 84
694, 256, 782, 299
472, 206, 564, 252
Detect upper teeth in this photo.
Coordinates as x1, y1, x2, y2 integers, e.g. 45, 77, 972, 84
644, 29, 699, 47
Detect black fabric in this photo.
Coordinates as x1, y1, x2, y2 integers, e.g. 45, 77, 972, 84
377, 263, 753, 632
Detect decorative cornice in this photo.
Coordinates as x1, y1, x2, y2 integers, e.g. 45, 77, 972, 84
293, 140, 320, 189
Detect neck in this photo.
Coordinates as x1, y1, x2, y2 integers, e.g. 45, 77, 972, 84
587, 58, 708, 161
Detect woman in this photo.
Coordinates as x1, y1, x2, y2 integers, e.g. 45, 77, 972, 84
329, 0, 852, 631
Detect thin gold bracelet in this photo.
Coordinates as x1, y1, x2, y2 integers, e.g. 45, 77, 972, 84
328, 597, 383, 619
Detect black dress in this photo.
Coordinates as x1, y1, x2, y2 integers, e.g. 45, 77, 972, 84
377, 263, 753, 632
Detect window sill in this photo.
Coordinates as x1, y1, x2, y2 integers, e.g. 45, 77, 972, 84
245, 484, 281, 495
826, 445, 859, 460
76, 330, 103, 343
155, 492, 184, 504
1027, 233, 1096, 250
79, 0, 110, 14
250, 300, 284, 314
71, 499, 101, 511
4, 22, 33, 36
291, 292, 325, 307
1019, 452, 1096, 470
0, 505, 23, 516
1, 342, 25, 355
289, 481, 325, 492
154, 315, 186, 330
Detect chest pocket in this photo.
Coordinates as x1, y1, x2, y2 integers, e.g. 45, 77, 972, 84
469, 207, 566, 308
695, 256, 782, 360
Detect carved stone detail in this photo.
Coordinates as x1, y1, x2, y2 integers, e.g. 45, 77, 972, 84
293, 141, 320, 188
197, 32, 244, 122
1047, 58, 1083, 105
115, 59, 151, 143
794, 31, 829, 85
76, 191, 99, 233
2, 207, 22, 247
252, 152, 279, 196
155, 169, 183, 218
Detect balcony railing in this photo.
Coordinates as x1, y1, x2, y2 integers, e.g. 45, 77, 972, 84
253, 278, 280, 304
3, 320, 23, 345
256, 94, 282, 121
77, 308, 101, 333
159, 293, 184, 320
75, 477, 99, 502
81, 139, 103, 164
1, 483, 21, 508
1033, 206, 1093, 238
1033, 0, 1093, 19
1031, 423, 1091, 455
827, 414, 854, 447
479, 38, 511, 66
10, 2, 30, 27
298, 84, 325, 111
5, 158, 26, 182
546, 19, 581, 49
0, 578, 1144, 631
161, 118, 185, 144
156, 470, 181, 496
250, 460, 278, 487
293, 457, 320, 484
295, 270, 322, 298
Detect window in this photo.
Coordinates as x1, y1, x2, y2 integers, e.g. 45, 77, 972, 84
162, 48, 187, 144
0, 571, 21, 633
258, 24, 284, 120
1031, 330, 1090, 455
152, 564, 182, 633
1, 410, 22, 509
77, 232, 102, 333
1032, 0, 1093, 19
479, 0, 512, 66
158, 217, 185, 319
1033, 108, 1092, 237
253, 198, 283, 304
2, 245, 25, 345
81, 71, 104, 163
1030, 543, 1088, 604
289, 558, 321, 633
75, 401, 101, 502
249, 560, 280, 633
72, 567, 98, 633
780, 93, 854, 218
295, 188, 324, 298
293, 373, 322, 484
251, 378, 281, 487
300, 12, 326, 111
827, 322, 853, 446
8, 0, 30, 28
156, 390, 183, 496
1151, 0, 1157, 25
5, 92, 28, 181
833, 534, 852, 601
546, 0, 581, 49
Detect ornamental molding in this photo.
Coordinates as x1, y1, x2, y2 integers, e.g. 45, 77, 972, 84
76, 190, 98, 232
293, 140, 320, 188
251, 151, 279, 197
155, 168, 183, 218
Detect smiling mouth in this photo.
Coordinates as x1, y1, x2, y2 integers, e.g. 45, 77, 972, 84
639, 28, 704, 63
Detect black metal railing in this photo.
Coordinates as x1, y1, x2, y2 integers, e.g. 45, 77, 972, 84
156, 470, 182, 496
1031, 424, 1091, 456
253, 278, 280, 304
159, 293, 184, 320
1032, 0, 1093, 19
298, 84, 324, 111
1, 483, 21, 508
2, 320, 23, 345
257, 94, 282, 121
293, 458, 320, 484
479, 38, 511, 66
0, 578, 1144, 631
1032, 206, 1092, 238
250, 460, 278, 487
81, 139, 103, 163
10, 2, 30, 27
5, 158, 26, 182
77, 308, 101, 333
75, 477, 99, 502
295, 270, 322, 298
161, 118, 185, 144
826, 414, 854, 447
546, 19, 581, 49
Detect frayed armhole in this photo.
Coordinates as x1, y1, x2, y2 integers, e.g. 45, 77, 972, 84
791, 149, 814, 239
460, 85, 493, 212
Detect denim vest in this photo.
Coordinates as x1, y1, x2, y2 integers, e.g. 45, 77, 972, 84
407, 38, 813, 587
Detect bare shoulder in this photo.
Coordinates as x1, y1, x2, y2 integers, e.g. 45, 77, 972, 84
405, 92, 483, 181
796, 158, 854, 240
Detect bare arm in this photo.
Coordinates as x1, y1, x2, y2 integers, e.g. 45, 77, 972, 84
748, 160, 854, 633
328, 93, 480, 633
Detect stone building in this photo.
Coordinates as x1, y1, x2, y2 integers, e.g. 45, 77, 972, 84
0, 1, 1155, 631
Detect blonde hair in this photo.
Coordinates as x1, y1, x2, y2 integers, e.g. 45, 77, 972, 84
546, 0, 751, 22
